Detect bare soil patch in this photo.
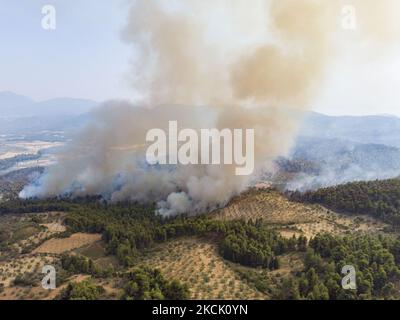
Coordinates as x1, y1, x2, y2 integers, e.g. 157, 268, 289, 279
33, 233, 102, 254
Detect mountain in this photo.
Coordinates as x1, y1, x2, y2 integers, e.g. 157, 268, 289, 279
291, 136, 400, 172
299, 111, 400, 148
0, 91, 34, 116
0, 92, 97, 135
0, 91, 98, 118
279, 135, 400, 190
280, 115, 400, 190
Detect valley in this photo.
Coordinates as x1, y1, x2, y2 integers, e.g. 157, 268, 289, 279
0, 181, 398, 300
1, 101, 400, 300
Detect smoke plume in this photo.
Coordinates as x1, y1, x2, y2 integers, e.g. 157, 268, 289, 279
20, 0, 400, 215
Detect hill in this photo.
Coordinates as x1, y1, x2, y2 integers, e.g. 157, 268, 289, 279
300, 112, 400, 148
0, 92, 98, 118
0, 92, 97, 136
280, 137, 400, 190
0, 187, 398, 300
289, 178, 400, 227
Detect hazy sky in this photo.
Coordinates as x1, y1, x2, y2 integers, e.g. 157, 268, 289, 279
0, 0, 132, 102
1, 0, 400, 116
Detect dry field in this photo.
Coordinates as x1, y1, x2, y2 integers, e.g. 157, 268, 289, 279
137, 238, 266, 300
0, 254, 58, 300
0, 211, 66, 256
0, 209, 114, 300
14, 213, 66, 252
0, 255, 56, 287
33, 233, 102, 254
0, 271, 96, 300
0, 212, 67, 300
212, 189, 386, 239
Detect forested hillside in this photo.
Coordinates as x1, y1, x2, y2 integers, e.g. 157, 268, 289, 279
2, 193, 400, 300
289, 178, 400, 226
282, 234, 400, 300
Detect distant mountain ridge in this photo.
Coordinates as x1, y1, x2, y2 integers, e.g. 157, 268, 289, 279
300, 111, 400, 148
291, 136, 400, 172
0, 91, 98, 118
0, 91, 98, 135
2, 92, 400, 150
281, 138, 400, 191
280, 112, 400, 190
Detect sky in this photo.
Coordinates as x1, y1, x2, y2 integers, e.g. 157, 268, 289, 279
1, 0, 400, 116
0, 0, 133, 102
314, 48, 400, 117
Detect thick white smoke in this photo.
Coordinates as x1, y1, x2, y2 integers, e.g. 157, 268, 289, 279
20, 0, 400, 215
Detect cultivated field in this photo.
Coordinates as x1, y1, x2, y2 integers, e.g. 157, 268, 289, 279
137, 238, 266, 300
213, 189, 386, 239
33, 233, 102, 254
0, 188, 391, 300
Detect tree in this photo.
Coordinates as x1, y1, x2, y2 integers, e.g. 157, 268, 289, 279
312, 283, 329, 300
165, 280, 190, 300
60, 280, 105, 300
280, 278, 300, 300
122, 267, 189, 300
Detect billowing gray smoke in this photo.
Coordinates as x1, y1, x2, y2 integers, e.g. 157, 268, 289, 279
20, 0, 400, 215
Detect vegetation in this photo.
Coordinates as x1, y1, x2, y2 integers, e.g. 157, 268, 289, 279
59, 279, 105, 300
65, 204, 297, 268
289, 178, 400, 226
3, 187, 400, 300
275, 157, 321, 175
122, 266, 189, 300
219, 221, 291, 268
13, 272, 38, 287
60, 253, 115, 279
0, 198, 301, 268
278, 234, 400, 300
3, 197, 293, 268
0, 213, 46, 261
